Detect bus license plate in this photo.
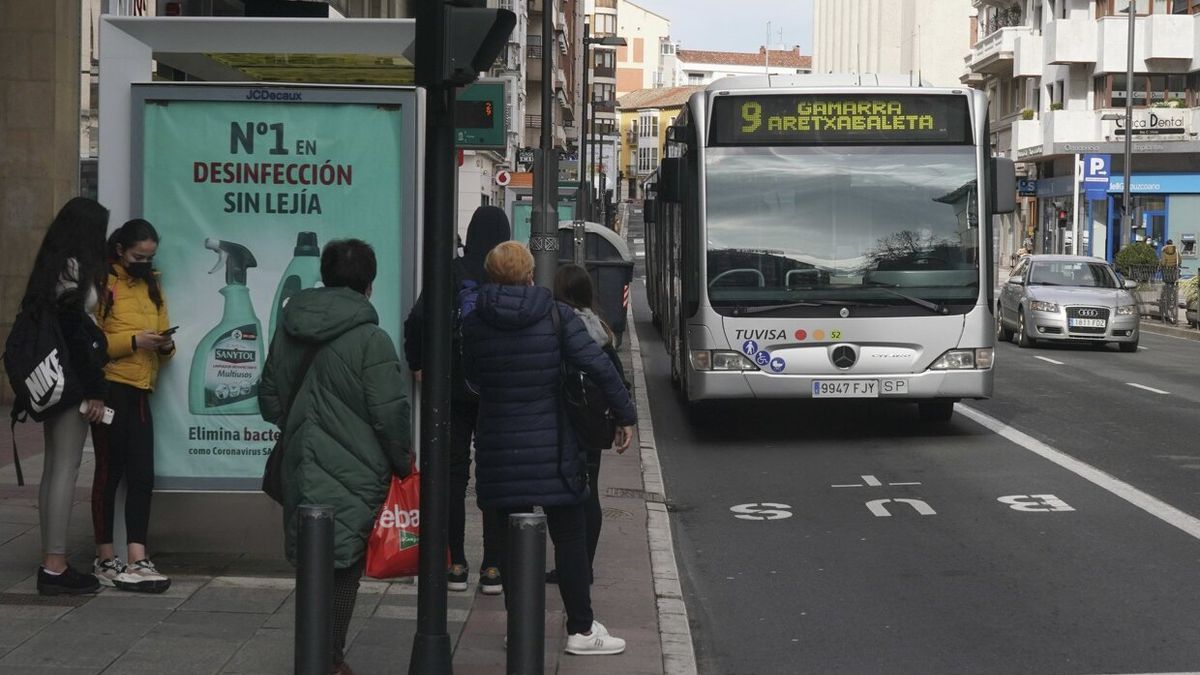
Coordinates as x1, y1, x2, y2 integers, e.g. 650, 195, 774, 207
812, 380, 879, 398
1068, 318, 1106, 328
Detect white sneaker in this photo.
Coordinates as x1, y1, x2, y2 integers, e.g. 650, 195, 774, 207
93, 557, 125, 588
113, 559, 171, 594
565, 621, 625, 655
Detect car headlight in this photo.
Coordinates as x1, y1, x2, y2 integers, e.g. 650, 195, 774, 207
1116, 304, 1136, 316
929, 348, 993, 370
1029, 300, 1059, 313
690, 350, 759, 371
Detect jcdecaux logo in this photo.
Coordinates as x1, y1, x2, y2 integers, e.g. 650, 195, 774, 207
245, 89, 302, 102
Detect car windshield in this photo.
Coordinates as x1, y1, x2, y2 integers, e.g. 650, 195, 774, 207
1027, 261, 1118, 289
705, 145, 980, 317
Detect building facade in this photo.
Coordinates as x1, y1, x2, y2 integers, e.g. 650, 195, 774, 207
616, 85, 703, 199
615, 0, 671, 94
967, 0, 1200, 276
664, 47, 811, 87
813, 0, 975, 87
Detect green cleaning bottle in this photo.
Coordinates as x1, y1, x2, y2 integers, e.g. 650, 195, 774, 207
189, 238, 264, 415
269, 232, 320, 344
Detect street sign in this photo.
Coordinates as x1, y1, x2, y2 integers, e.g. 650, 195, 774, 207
495, 169, 511, 186
1083, 153, 1110, 200
1018, 178, 1037, 196
455, 79, 507, 151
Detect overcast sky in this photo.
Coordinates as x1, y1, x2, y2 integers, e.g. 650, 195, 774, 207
632, 0, 814, 54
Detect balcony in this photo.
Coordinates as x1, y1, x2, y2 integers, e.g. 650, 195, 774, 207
593, 99, 616, 114
1145, 14, 1192, 61
526, 114, 542, 129
1043, 109, 1099, 145
1013, 30, 1042, 77
1011, 118, 1042, 158
969, 26, 1027, 75
1044, 18, 1096, 64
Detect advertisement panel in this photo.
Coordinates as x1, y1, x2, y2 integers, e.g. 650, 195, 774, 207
133, 85, 420, 491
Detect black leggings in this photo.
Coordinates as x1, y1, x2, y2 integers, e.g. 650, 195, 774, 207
497, 502, 594, 635
91, 382, 155, 546
583, 449, 602, 572
449, 397, 501, 569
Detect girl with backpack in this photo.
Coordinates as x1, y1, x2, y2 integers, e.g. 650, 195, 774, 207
549, 264, 628, 584
91, 219, 174, 593
14, 197, 111, 595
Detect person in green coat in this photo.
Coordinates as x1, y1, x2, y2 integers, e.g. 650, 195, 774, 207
259, 239, 411, 675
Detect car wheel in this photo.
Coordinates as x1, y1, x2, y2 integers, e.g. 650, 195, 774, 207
918, 399, 955, 422
1016, 308, 1036, 348
995, 303, 1013, 342
1119, 338, 1139, 353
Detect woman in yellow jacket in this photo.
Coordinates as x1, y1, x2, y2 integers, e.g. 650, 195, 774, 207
91, 219, 174, 593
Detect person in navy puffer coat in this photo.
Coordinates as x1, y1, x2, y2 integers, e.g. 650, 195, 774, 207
462, 241, 636, 655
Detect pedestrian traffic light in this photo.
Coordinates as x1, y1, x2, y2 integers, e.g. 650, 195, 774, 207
417, 0, 516, 88
1057, 209, 1068, 228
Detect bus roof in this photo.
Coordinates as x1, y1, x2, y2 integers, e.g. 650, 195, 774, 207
706, 73, 943, 92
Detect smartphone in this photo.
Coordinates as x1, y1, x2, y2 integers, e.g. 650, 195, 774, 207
78, 402, 115, 425
160, 326, 179, 337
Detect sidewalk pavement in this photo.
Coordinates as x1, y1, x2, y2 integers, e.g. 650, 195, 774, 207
0, 334, 684, 673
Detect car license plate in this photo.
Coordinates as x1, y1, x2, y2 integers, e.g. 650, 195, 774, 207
812, 380, 879, 398
1068, 318, 1106, 328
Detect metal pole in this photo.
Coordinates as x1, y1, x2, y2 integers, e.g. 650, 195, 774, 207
531, 0, 560, 287
1121, 0, 1135, 249
411, 2, 455, 669
589, 84, 597, 220
578, 21, 590, 222
296, 505, 334, 675
506, 513, 547, 675
1072, 153, 1081, 255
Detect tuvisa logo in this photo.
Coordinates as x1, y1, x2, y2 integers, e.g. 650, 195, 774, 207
245, 89, 302, 102
215, 348, 256, 364
733, 328, 788, 341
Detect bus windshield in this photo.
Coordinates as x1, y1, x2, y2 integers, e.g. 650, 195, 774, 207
705, 145, 980, 317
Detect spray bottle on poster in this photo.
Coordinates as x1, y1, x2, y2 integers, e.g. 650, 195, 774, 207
189, 238, 263, 415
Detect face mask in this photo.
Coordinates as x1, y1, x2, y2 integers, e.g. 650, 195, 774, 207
126, 261, 154, 279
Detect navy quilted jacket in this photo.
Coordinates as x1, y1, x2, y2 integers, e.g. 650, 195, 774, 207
463, 283, 636, 509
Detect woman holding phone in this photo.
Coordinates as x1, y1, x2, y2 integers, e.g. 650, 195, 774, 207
91, 219, 174, 593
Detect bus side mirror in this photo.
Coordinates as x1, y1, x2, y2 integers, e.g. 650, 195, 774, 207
993, 157, 1017, 214
659, 157, 681, 203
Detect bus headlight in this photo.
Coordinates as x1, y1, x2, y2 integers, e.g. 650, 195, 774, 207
690, 350, 759, 371
929, 348, 993, 370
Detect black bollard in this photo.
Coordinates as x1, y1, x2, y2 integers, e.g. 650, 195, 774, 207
507, 513, 547, 675
296, 504, 335, 675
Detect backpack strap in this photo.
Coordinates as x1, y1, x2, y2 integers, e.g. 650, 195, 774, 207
10, 407, 25, 487
279, 344, 322, 435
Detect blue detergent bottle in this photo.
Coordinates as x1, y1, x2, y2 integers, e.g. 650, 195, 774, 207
269, 232, 320, 345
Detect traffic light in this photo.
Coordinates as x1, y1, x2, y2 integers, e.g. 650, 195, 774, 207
417, 0, 516, 88
1057, 209, 1068, 228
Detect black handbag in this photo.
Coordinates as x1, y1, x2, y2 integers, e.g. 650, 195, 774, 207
262, 345, 320, 504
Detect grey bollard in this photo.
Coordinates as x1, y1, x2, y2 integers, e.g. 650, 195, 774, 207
296, 505, 335, 675
507, 513, 547, 675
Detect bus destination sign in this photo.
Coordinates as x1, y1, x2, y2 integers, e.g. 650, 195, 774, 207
709, 94, 972, 146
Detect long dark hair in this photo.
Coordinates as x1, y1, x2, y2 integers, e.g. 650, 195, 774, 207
554, 264, 614, 342
20, 197, 109, 313
106, 218, 163, 312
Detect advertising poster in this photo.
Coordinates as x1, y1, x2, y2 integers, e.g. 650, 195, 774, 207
137, 86, 416, 490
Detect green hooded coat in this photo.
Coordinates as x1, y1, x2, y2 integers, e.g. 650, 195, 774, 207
259, 287, 411, 569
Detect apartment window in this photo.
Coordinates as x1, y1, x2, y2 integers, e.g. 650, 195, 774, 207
638, 114, 658, 137
1099, 0, 1171, 15
593, 13, 616, 35
637, 147, 659, 173
1097, 73, 1190, 106
687, 72, 703, 84
1172, 0, 1200, 11
593, 50, 615, 69
593, 83, 615, 103
661, 41, 675, 55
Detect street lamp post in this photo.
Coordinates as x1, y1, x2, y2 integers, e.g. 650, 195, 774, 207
578, 29, 625, 223
1122, 0, 1136, 247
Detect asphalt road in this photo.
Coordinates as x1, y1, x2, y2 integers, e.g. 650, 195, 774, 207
622, 204, 1200, 675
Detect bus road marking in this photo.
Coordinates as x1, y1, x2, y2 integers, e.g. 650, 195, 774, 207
831, 475, 923, 488
1034, 356, 1064, 365
998, 495, 1075, 512
958, 404, 1200, 542
730, 503, 793, 521
1126, 382, 1170, 395
866, 499, 936, 517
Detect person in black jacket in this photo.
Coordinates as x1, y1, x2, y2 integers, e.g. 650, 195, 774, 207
403, 205, 510, 594
462, 241, 636, 655
17, 197, 110, 595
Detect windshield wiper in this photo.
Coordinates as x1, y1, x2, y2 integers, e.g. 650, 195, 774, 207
861, 281, 948, 315
731, 299, 885, 316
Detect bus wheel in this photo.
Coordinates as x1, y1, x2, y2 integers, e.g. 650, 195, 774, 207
918, 399, 955, 422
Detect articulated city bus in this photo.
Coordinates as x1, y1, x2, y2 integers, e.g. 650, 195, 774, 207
644, 74, 1016, 421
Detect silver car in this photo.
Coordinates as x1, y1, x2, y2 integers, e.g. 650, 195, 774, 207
996, 255, 1140, 352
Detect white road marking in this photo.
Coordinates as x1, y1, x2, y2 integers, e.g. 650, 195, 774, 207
1137, 346, 1148, 351
1126, 382, 1170, 395
958, 405, 1200, 542
889, 482, 923, 486
866, 498, 937, 517
831, 484, 863, 488
998, 495, 1075, 512
862, 475, 883, 487
635, 251, 646, 258
730, 503, 793, 520
633, 237, 644, 244
1034, 356, 1065, 365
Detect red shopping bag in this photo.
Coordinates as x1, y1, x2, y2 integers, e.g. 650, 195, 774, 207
365, 472, 424, 579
